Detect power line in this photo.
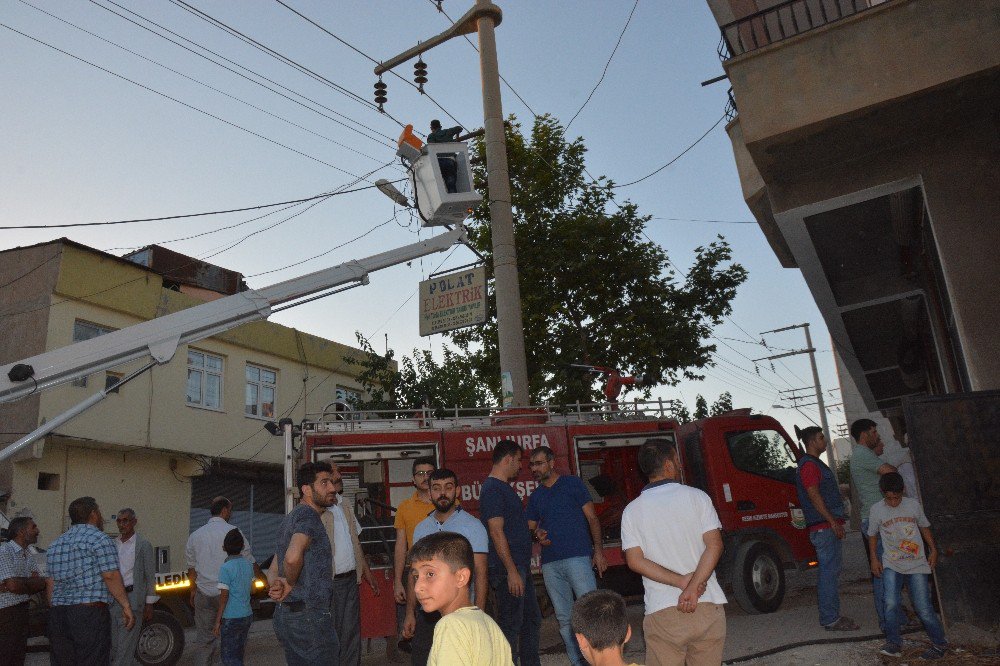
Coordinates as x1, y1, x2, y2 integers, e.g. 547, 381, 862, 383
565, 0, 640, 131
612, 114, 725, 188
0, 23, 380, 180
0, 252, 61, 290
167, 0, 410, 130
89, 0, 396, 146
276, 0, 467, 130
18, 0, 387, 166
650, 217, 756, 225
0, 181, 399, 230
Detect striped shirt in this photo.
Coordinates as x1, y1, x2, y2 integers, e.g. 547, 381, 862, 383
46, 524, 120, 606
0, 540, 41, 609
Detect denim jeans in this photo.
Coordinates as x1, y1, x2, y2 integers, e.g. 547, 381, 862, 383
861, 519, 888, 632
809, 527, 843, 626
490, 565, 542, 666
220, 615, 253, 666
883, 570, 946, 649
541, 556, 597, 666
273, 604, 339, 666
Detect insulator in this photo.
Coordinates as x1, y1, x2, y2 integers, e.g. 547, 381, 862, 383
374, 79, 387, 112
414, 58, 427, 92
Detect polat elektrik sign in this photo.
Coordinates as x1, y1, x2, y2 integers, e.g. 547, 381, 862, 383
419, 266, 487, 336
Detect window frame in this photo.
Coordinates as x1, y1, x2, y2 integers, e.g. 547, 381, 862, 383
244, 363, 277, 420
71, 320, 116, 387
186, 349, 224, 411
724, 428, 800, 485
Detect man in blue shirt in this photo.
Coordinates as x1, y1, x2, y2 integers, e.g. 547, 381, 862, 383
405, 468, 489, 666
526, 446, 607, 666
479, 440, 541, 666
46, 497, 134, 666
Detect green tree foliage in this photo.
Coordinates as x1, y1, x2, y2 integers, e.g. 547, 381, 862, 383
694, 395, 710, 419
729, 430, 798, 484
448, 114, 748, 405
710, 391, 734, 416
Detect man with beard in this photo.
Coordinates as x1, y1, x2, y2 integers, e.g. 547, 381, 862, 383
525, 446, 607, 666
268, 461, 339, 664
404, 468, 488, 666
0, 516, 45, 666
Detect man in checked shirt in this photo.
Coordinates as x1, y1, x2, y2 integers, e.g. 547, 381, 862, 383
0, 515, 45, 666
46, 496, 134, 666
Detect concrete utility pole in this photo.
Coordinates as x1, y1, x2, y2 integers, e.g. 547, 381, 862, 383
756, 323, 834, 468
374, 1, 529, 407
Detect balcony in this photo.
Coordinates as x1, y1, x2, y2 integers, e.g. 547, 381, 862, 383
718, 0, 890, 60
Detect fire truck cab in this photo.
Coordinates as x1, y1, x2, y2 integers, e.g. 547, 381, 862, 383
300, 402, 814, 635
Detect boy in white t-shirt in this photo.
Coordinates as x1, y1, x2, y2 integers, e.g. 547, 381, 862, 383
868, 472, 948, 660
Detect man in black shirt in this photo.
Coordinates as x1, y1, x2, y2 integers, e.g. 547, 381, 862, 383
427, 120, 463, 193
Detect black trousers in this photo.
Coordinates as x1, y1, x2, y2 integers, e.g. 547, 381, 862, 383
409, 607, 441, 666
0, 601, 30, 666
48, 604, 111, 666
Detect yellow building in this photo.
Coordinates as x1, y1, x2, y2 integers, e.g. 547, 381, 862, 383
0, 239, 373, 570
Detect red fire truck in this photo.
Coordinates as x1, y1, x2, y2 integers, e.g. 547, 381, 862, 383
300, 402, 816, 640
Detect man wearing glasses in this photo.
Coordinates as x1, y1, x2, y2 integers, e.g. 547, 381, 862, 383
393, 457, 437, 652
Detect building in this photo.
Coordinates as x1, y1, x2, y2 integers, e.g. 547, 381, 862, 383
705, 0, 1000, 624
0, 239, 373, 569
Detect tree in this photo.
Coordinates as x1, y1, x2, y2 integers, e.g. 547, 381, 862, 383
710, 391, 734, 416
694, 395, 710, 420
447, 114, 748, 405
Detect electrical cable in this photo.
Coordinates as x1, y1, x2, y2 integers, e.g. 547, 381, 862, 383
0, 23, 379, 181
168, 0, 410, 130
0, 180, 399, 230
565, 0, 640, 131
89, 0, 395, 146
612, 114, 725, 188
0, 252, 61, 290
275, 0, 467, 130
17, 0, 386, 166
651, 217, 756, 224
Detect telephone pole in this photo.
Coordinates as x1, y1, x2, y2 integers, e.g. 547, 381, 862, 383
756, 323, 834, 467
374, 2, 530, 407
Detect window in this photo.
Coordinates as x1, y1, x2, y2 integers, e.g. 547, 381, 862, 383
104, 372, 122, 393
336, 387, 360, 407
187, 350, 223, 409
71, 320, 115, 387
245, 364, 276, 419
725, 429, 798, 484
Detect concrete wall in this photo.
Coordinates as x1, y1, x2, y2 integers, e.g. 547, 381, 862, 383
5, 439, 192, 567
724, 0, 1000, 148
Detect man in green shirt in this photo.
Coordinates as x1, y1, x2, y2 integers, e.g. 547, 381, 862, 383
849, 419, 896, 635
427, 120, 464, 193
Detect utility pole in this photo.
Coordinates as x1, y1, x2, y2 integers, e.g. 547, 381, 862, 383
374, 1, 530, 407
756, 323, 834, 467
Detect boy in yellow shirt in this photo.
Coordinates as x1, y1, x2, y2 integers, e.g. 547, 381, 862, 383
409, 532, 511, 666
571, 589, 642, 666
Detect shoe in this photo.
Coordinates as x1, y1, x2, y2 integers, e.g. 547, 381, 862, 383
919, 645, 947, 660
397, 638, 412, 654
824, 616, 860, 631
879, 643, 902, 657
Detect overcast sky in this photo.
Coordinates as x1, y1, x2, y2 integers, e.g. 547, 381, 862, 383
1, 0, 845, 439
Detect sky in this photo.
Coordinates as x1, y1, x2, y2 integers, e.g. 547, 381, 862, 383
0, 0, 846, 440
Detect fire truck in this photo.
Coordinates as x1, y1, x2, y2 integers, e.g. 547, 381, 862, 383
299, 400, 817, 641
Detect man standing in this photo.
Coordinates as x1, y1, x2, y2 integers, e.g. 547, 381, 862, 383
321, 464, 380, 666
405, 468, 489, 666
479, 440, 541, 666
849, 418, 897, 634
269, 461, 339, 664
46, 497, 135, 666
185, 497, 259, 665
394, 456, 436, 650
795, 426, 859, 631
525, 446, 607, 666
426, 119, 463, 193
111, 508, 158, 666
621, 439, 726, 666
0, 516, 45, 666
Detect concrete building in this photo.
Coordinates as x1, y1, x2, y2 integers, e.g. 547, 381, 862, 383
706, 0, 999, 431
0, 239, 371, 569
705, 0, 1000, 625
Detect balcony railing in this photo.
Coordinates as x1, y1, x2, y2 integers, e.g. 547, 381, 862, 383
718, 0, 890, 60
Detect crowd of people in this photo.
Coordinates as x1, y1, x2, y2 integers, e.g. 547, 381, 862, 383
0, 423, 948, 666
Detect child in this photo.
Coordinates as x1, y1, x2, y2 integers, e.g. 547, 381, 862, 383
868, 472, 948, 660
213, 528, 255, 666
571, 589, 640, 666
408, 532, 511, 666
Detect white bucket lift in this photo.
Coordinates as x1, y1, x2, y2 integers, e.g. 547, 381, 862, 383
397, 125, 481, 227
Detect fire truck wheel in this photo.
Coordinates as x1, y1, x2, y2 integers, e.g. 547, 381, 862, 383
731, 541, 784, 614
137, 609, 185, 665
